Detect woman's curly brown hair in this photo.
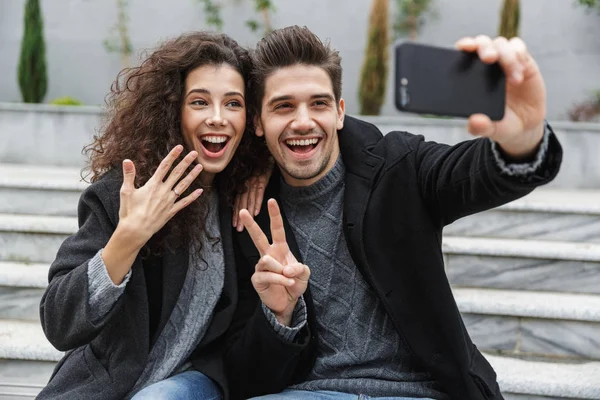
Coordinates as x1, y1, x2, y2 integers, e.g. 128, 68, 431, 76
83, 31, 270, 254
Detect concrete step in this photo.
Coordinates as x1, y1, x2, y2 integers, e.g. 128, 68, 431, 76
487, 353, 600, 400
0, 316, 597, 400
444, 236, 600, 295
445, 188, 600, 243
0, 164, 87, 217
0, 360, 53, 399
0, 320, 62, 362
0, 214, 74, 263
0, 261, 47, 322
456, 288, 600, 361
3, 214, 600, 293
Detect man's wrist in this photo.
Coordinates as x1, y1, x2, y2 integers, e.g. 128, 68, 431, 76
273, 300, 298, 327
495, 121, 545, 162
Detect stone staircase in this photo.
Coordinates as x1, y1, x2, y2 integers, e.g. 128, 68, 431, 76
445, 189, 600, 399
1, 163, 599, 399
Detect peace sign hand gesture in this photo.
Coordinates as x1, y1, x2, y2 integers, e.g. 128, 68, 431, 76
239, 199, 310, 326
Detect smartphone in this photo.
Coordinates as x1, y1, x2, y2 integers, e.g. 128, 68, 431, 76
394, 41, 506, 120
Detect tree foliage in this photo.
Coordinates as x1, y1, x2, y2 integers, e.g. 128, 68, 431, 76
358, 0, 389, 115
196, 0, 275, 36
104, 0, 133, 68
18, 0, 48, 103
498, 0, 520, 39
393, 0, 433, 40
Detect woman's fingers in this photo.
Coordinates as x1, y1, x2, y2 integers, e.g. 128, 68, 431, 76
120, 159, 136, 195
234, 189, 250, 231
149, 145, 184, 184
164, 150, 198, 189
172, 188, 204, 214
247, 180, 258, 221
171, 163, 203, 200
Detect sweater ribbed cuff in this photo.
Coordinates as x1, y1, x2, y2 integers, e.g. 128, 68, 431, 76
490, 121, 550, 176
262, 296, 307, 342
87, 249, 132, 323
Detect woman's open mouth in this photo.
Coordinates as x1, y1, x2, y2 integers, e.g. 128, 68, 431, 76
200, 135, 230, 158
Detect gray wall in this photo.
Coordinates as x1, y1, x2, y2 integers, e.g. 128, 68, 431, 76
2, 103, 599, 189
1, 0, 600, 120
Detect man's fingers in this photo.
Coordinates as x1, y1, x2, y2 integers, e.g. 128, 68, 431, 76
454, 36, 477, 52
121, 159, 136, 194
282, 263, 310, 282
267, 199, 287, 245
150, 145, 184, 184
239, 209, 270, 255
492, 36, 523, 84
475, 35, 497, 64
467, 114, 496, 139
256, 255, 284, 274
251, 271, 295, 290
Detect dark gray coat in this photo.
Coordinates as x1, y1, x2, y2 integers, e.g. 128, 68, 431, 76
37, 170, 312, 400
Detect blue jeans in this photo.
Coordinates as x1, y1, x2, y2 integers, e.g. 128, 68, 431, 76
249, 390, 433, 400
131, 371, 222, 400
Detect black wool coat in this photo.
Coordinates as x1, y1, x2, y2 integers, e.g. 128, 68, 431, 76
232, 115, 563, 400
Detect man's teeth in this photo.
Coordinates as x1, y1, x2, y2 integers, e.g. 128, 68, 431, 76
286, 138, 319, 146
203, 136, 228, 143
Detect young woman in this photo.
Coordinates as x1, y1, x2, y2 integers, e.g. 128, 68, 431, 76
37, 31, 271, 400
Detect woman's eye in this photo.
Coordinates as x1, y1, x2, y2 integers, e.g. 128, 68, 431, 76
191, 99, 207, 106
227, 100, 243, 107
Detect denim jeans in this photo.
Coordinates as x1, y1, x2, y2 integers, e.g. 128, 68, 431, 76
130, 370, 222, 400
248, 390, 434, 400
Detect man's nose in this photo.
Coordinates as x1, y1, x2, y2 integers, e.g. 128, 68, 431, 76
291, 105, 316, 131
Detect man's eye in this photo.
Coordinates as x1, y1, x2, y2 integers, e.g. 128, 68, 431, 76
275, 103, 291, 110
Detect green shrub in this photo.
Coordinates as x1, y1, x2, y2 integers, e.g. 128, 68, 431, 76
358, 0, 389, 116
498, 0, 520, 39
18, 0, 48, 103
49, 96, 84, 106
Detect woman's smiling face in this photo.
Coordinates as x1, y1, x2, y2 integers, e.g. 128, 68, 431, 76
181, 64, 246, 185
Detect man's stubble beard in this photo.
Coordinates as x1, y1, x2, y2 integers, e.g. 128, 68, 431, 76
284, 152, 332, 182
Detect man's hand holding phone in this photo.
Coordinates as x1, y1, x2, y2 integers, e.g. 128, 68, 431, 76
455, 35, 546, 161
238, 199, 310, 327
396, 35, 546, 161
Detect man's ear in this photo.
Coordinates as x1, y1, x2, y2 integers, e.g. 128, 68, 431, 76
254, 115, 264, 137
336, 98, 346, 130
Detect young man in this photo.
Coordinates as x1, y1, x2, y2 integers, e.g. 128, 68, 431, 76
231, 25, 563, 400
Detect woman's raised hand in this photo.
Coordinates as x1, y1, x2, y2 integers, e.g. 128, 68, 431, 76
117, 145, 204, 248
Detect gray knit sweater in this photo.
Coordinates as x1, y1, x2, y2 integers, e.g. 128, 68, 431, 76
281, 158, 447, 399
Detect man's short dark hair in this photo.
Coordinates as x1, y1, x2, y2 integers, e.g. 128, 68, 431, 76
250, 25, 343, 116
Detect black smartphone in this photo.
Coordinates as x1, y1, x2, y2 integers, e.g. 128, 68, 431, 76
394, 41, 506, 120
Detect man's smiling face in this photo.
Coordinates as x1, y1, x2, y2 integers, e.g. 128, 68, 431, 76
255, 64, 345, 187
